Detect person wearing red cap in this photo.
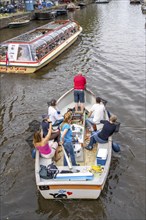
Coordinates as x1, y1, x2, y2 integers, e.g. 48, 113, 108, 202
73, 72, 86, 112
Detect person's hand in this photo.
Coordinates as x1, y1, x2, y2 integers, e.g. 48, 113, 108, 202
53, 129, 59, 133
47, 119, 52, 123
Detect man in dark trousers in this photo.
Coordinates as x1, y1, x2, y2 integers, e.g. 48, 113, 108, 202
85, 115, 118, 150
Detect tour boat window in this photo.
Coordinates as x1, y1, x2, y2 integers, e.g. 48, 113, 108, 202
30, 39, 47, 60
50, 32, 59, 39
70, 23, 77, 32
67, 24, 73, 29
55, 30, 64, 42
42, 35, 54, 44
62, 26, 69, 33
31, 39, 47, 50
0, 45, 8, 60
56, 29, 64, 36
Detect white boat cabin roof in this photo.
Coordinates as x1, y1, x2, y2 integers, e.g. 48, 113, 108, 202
2, 20, 77, 45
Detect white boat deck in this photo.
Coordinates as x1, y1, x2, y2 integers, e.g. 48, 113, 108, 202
36, 138, 111, 185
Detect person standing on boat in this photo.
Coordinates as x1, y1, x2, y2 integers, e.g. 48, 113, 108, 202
61, 111, 78, 166
85, 115, 117, 150
85, 97, 106, 131
41, 114, 61, 146
74, 72, 86, 112
48, 99, 64, 127
33, 121, 61, 161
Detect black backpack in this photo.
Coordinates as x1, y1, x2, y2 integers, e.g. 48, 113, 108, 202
39, 163, 59, 179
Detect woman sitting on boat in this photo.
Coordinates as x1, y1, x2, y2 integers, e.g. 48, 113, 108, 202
48, 99, 64, 127
61, 111, 78, 166
33, 121, 61, 161
85, 115, 117, 150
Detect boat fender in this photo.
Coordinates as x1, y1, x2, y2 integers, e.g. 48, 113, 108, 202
90, 165, 103, 173
31, 148, 36, 159
112, 142, 120, 152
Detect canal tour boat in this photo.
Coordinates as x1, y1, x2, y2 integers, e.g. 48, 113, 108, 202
35, 88, 113, 199
0, 20, 82, 74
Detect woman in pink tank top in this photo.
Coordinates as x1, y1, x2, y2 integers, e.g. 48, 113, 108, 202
33, 120, 61, 161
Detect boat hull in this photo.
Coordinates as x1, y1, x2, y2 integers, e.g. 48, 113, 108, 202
8, 20, 30, 28
38, 184, 102, 199
35, 11, 56, 20
56, 9, 67, 16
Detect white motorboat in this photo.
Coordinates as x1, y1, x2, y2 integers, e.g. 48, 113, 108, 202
35, 88, 113, 199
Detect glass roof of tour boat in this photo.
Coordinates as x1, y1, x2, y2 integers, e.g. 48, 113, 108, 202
5, 20, 72, 44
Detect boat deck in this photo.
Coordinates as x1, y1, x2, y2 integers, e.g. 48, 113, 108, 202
57, 131, 97, 167
39, 143, 98, 168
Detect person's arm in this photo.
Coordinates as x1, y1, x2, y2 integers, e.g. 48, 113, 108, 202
43, 122, 52, 143
88, 111, 93, 117
54, 109, 63, 120
84, 77, 87, 85
88, 104, 94, 117
51, 129, 59, 133
100, 120, 106, 124
61, 128, 68, 144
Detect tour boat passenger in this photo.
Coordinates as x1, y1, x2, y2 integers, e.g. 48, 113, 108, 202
33, 121, 61, 161
61, 111, 78, 166
85, 115, 118, 150
48, 99, 64, 127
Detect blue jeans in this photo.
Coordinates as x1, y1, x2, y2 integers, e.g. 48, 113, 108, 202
63, 142, 77, 166
88, 131, 108, 147
85, 117, 96, 129
74, 90, 85, 103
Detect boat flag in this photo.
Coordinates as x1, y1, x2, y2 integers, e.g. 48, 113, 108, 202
6, 52, 9, 67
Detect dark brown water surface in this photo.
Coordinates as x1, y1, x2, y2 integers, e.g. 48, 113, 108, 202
0, 1, 145, 220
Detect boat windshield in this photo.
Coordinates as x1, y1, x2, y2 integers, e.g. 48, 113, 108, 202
16, 44, 32, 61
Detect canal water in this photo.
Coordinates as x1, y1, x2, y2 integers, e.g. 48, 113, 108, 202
0, 1, 145, 220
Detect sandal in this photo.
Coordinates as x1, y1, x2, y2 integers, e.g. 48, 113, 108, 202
85, 146, 93, 151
